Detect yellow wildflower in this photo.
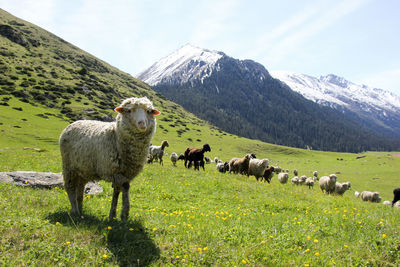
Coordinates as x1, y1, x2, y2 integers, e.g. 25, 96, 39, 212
315, 252, 320, 257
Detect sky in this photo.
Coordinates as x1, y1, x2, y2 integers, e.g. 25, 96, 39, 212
1, 0, 400, 96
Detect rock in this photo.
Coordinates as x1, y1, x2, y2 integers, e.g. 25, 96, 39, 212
0, 171, 103, 194
0, 25, 28, 47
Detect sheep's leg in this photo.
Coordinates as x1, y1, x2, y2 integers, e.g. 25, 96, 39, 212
64, 174, 80, 215
121, 182, 130, 220
109, 185, 120, 220
76, 181, 86, 214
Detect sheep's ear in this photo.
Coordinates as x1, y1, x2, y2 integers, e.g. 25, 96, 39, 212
152, 109, 161, 116
115, 107, 124, 113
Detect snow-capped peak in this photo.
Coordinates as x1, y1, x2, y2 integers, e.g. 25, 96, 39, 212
270, 70, 400, 116
319, 74, 349, 88
137, 44, 224, 86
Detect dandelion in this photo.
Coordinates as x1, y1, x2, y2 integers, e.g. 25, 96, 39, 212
344, 244, 349, 248
129, 228, 134, 231
305, 249, 310, 253
382, 234, 387, 238
315, 252, 320, 257
56, 222, 61, 226
203, 247, 208, 251
152, 227, 157, 231
66, 241, 70, 245
307, 236, 311, 240
107, 226, 112, 230
197, 247, 202, 252
261, 240, 266, 244
298, 246, 302, 250
102, 254, 108, 259
304, 264, 310, 267
242, 259, 247, 264
332, 259, 336, 265
314, 239, 318, 243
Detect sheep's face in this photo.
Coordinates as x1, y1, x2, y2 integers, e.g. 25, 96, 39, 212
203, 144, 211, 152
115, 97, 160, 133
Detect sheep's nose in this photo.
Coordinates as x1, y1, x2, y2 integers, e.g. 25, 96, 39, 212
138, 120, 146, 129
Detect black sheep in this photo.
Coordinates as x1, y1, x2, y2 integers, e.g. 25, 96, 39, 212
184, 144, 211, 171
392, 188, 400, 207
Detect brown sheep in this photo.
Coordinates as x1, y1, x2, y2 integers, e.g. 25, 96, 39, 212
230, 154, 251, 175
184, 144, 211, 170
262, 166, 275, 183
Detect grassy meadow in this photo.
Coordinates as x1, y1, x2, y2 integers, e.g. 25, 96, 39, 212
1, 97, 400, 266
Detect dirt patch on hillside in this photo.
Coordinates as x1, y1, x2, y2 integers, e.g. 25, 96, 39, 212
392, 153, 400, 157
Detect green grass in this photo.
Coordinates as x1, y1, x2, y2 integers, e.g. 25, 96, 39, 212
1, 163, 399, 266
1, 97, 400, 265
1, 8, 400, 266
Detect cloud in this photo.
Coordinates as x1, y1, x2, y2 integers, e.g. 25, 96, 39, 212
188, 0, 240, 46
253, 0, 370, 66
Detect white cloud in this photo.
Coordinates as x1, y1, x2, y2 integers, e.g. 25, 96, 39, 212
189, 0, 240, 46
254, 0, 370, 66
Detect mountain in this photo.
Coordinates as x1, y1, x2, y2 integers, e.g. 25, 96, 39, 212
270, 71, 400, 138
138, 44, 400, 152
0, 8, 173, 123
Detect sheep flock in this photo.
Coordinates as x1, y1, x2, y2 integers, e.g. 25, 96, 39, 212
60, 96, 400, 220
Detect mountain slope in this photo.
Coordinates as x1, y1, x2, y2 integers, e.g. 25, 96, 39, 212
270, 71, 400, 138
138, 44, 400, 152
0, 9, 223, 153
0, 8, 168, 122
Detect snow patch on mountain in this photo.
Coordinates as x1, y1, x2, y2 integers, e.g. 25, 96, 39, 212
270, 71, 400, 113
137, 44, 223, 86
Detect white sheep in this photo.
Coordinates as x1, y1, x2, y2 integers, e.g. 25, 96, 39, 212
355, 191, 360, 197
360, 191, 381, 203
298, 175, 307, 185
383, 201, 392, 206
170, 152, 178, 166
278, 172, 289, 184
274, 166, 282, 173
170, 152, 184, 166
149, 140, 169, 165
291, 176, 299, 185
216, 162, 229, 173
305, 177, 315, 189
312, 171, 318, 181
59, 97, 160, 220
319, 174, 337, 194
334, 182, 351, 195
248, 158, 269, 181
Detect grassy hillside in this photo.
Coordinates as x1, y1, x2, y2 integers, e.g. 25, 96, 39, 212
1, 8, 400, 266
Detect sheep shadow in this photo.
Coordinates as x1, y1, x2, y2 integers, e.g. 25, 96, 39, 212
46, 211, 160, 266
